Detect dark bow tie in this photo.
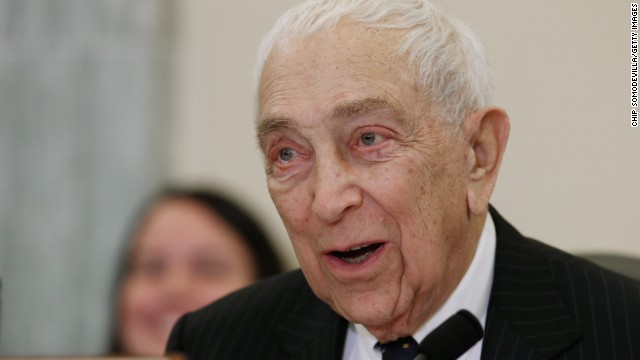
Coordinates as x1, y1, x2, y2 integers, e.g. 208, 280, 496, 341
373, 310, 483, 360
376, 336, 420, 360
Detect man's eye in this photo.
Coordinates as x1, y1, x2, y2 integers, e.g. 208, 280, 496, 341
360, 133, 378, 146
278, 147, 296, 162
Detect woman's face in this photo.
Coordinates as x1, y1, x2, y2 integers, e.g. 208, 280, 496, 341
117, 198, 258, 355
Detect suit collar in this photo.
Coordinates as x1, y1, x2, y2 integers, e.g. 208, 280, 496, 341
485, 206, 582, 359
276, 281, 347, 359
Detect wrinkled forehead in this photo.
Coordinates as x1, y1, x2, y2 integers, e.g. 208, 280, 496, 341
274, 20, 401, 55
258, 21, 413, 102
257, 22, 417, 115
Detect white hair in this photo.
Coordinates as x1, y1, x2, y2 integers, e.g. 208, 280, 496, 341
255, 0, 494, 126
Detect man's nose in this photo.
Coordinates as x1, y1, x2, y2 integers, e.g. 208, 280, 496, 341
309, 154, 363, 223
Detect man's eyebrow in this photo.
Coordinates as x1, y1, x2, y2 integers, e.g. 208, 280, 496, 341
330, 97, 398, 120
257, 97, 401, 144
256, 116, 293, 144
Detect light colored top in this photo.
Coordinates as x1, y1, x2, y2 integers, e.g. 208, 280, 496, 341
342, 213, 496, 359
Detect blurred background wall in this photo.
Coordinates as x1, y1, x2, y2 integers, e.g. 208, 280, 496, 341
0, 0, 173, 354
0, 0, 637, 355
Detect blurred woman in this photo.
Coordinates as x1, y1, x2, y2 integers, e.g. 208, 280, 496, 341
111, 188, 283, 355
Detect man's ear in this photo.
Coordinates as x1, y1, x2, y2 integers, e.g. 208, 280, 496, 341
464, 107, 510, 215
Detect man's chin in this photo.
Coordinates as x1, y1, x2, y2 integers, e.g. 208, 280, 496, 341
332, 298, 407, 332
352, 313, 413, 342
308, 270, 411, 332
321, 285, 424, 340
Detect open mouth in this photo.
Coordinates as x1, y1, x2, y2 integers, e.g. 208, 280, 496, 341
330, 243, 383, 264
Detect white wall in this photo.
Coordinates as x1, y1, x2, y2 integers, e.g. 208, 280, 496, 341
170, 0, 640, 268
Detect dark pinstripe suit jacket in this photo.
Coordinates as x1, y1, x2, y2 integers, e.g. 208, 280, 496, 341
166, 208, 640, 359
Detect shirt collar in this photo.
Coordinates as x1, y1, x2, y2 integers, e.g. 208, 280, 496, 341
412, 212, 496, 343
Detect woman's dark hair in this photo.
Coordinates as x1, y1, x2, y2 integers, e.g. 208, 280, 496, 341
109, 186, 284, 352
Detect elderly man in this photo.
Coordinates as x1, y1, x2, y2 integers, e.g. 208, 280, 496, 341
167, 1, 640, 359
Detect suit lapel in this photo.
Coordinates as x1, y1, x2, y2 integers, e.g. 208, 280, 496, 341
276, 283, 348, 360
482, 207, 582, 359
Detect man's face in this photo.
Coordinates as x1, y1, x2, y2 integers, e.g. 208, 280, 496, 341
258, 23, 478, 339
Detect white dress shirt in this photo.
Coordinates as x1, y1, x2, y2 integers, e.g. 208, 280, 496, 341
342, 213, 496, 360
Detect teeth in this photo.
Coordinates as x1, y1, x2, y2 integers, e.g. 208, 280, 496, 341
350, 245, 365, 251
